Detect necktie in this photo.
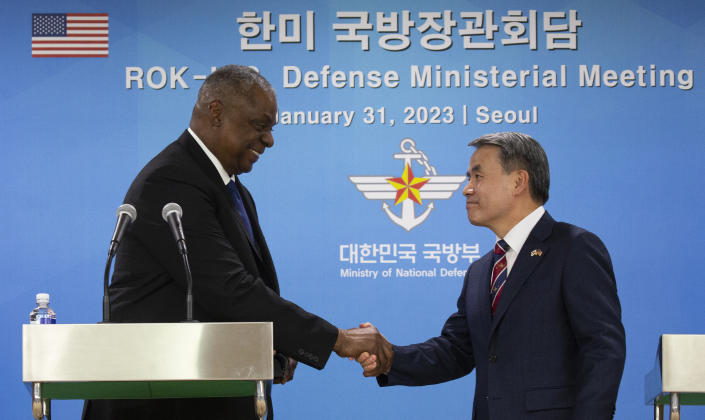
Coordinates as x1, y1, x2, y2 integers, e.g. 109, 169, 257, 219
490, 239, 509, 315
226, 180, 259, 251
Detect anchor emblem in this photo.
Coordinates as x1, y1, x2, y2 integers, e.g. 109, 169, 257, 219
349, 138, 465, 232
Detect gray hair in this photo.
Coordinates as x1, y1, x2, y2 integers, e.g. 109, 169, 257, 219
469, 132, 550, 204
196, 65, 273, 108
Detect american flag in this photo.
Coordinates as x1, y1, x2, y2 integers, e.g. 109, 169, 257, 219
32, 13, 109, 57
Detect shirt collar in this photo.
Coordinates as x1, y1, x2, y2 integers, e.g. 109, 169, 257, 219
499, 206, 545, 254
188, 127, 234, 185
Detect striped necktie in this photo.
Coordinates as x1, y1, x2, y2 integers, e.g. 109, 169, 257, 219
490, 239, 509, 315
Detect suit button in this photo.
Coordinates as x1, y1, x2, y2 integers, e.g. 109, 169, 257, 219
489, 355, 497, 363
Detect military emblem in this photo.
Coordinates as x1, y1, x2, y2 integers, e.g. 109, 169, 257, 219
349, 138, 465, 231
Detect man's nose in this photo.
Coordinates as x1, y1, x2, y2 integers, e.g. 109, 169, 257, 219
462, 180, 474, 196
262, 131, 274, 148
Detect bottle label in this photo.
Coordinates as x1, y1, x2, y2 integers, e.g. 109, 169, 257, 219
31, 314, 56, 325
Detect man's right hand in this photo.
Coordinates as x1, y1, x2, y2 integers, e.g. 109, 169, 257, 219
334, 322, 393, 377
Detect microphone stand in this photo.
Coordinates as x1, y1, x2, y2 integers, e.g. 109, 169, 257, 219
102, 204, 136, 323
181, 252, 197, 322
101, 249, 116, 323
162, 203, 197, 322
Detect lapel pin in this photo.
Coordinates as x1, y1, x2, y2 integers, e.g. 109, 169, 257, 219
530, 249, 543, 257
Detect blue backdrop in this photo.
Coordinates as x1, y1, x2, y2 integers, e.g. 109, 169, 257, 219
2, 0, 704, 418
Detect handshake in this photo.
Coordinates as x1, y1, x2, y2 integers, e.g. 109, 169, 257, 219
333, 322, 393, 377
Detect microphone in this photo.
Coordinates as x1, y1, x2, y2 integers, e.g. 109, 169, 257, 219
162, 202, 187, 255
161, 202, 197, 322
103, 203, 137, 323
108, 204, 137, 257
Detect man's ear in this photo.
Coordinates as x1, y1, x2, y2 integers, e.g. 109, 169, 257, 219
513, 169, 530, 196
208, 100, 223, 126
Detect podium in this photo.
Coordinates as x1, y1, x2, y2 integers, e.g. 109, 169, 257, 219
645, 334, 705, 420
22, 322, 273, 420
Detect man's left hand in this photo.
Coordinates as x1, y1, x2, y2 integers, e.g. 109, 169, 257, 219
274, 357, 298, 384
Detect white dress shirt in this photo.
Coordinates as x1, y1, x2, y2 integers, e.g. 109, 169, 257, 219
499, 206, 545, 276
188, 127, 233, 185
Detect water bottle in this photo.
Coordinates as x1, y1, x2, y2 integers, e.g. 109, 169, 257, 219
29, 293, 56, 324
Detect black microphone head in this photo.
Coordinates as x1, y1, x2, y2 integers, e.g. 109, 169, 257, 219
162, 202, 183, 222
117, 203, 137, 222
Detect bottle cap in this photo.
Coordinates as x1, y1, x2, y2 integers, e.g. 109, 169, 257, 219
36, 293, 50, 304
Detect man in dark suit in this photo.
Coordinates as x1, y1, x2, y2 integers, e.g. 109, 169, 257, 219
83, 65, 392, 420
359, 132, 626, 419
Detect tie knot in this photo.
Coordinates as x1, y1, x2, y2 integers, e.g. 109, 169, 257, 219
226, 180, 243, 203
494, 239, 509, 255
226, 180, 237, 193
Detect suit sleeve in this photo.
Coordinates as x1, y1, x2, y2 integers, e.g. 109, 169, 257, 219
378, 273, 475, 386
562, 231, 626, 419
126, 168, 338, 369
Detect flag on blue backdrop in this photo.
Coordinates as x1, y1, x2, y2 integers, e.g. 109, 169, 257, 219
31, 13, 108, 57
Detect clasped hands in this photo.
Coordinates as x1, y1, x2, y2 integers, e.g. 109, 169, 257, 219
334, 322, 393, 377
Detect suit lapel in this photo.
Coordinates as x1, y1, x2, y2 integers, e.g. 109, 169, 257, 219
235, 179, 280, 294
467, 252, 493, 339
490, 212, 555, 337
179, 130, 280, 294
179, 131, 263, 261
179, 130, 224, 191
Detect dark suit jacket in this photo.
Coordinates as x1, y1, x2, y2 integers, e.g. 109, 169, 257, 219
379, 212, 626, 420
83, 131, 338, 420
